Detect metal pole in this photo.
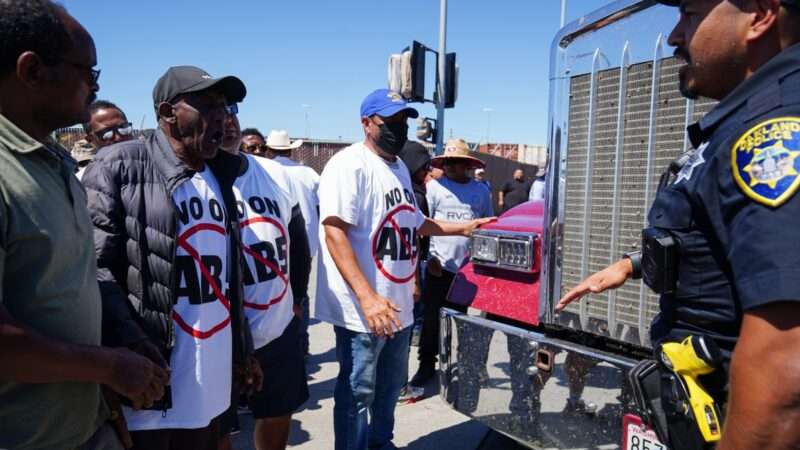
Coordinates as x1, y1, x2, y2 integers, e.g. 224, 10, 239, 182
483, 107, 493, 144
302, 104, 311, 139
435, 0, 447, 156
560, 0, 567, 28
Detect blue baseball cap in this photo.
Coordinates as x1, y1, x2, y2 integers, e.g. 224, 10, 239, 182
360, 89, 419, 119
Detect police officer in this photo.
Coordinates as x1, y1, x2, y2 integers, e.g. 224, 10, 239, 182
557, 1, 800, 448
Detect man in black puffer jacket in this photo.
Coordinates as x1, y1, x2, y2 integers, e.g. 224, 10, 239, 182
82, 66, 260, 450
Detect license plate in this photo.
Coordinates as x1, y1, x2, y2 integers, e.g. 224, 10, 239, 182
623, 415, 668, 450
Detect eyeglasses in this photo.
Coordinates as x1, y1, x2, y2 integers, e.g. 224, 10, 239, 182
242, 143, 268, 154
94, 122, 133, 142
60, 59, 101, 85
225, 103, 239, 116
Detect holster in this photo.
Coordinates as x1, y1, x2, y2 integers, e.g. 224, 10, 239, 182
627, 359, 720, 450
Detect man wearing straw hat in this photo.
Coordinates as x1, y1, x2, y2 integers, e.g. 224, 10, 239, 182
408, 138, 493, 388
264, 129, 320, 356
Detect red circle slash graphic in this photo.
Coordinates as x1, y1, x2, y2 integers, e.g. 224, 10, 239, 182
172, 222, 231, 340
371, 204, 418, 284
240, 216, 289, 311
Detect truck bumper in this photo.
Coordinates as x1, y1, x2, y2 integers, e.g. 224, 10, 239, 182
439, 308, 640, 449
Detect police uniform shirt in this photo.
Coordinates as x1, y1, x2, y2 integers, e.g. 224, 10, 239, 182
649, 42, 800, 362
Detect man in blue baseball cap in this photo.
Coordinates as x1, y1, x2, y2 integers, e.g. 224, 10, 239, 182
359, 88, 419, 155
315, 89, 493, 449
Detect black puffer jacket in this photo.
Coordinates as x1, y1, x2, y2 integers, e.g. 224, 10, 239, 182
83, 129, 252, 366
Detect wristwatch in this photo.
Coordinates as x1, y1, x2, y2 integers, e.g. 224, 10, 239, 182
623, 251, 642, 280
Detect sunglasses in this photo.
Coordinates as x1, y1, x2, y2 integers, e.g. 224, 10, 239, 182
94, 122, 133, 142
242, 143, 268, 154
225, 103, 239, 116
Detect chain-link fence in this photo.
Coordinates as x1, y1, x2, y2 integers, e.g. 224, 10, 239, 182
54, 126, 152, 152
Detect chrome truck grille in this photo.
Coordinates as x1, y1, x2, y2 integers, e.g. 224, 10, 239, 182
555, 56, 715, 347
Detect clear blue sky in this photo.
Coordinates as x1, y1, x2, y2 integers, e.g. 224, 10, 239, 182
63, 0, 610, 145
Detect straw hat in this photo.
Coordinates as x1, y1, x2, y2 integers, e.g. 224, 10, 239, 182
71, 139, 97, 163
265, 130, 303, 151
431, 138, 485, 169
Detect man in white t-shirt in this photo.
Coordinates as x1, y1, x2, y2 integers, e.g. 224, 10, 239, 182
84, 66, 261, 450
217, 111, 311, 450
408, 138, 493, 389
528, 165, 546, 202
260, 128, 320, 356
316, 89, 494, 450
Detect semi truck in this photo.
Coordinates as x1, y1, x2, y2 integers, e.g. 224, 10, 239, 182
438, 1, 717, 448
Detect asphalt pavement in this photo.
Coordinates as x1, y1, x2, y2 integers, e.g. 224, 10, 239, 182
230, 267, 527, 450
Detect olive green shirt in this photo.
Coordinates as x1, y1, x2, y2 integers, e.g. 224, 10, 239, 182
0, 113, 107, 450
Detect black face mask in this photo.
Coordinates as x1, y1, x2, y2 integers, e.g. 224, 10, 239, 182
375, 121, 408, 156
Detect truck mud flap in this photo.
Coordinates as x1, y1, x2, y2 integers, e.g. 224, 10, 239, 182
439, 308, 640, 449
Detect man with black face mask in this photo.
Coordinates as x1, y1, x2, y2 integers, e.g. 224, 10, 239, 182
316, 89, 494, 450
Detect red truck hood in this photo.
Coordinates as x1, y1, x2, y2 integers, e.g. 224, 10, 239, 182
446, 200, 545, 326
483, 200, 545, 234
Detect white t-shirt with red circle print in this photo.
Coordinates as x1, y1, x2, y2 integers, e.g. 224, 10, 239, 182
234, 154, 297, 350
124, 167, 232, 431
273, 155, 320, 258
315, 142, 426, 333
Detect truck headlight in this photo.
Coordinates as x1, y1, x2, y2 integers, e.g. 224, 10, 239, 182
471, 230, 537, 273
499, 238, 532, 269
471, 234, 499, 263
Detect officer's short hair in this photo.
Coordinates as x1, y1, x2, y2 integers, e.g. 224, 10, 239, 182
784, 2, 800, 43
0, 0, 72, 76
788, 2, 800, 19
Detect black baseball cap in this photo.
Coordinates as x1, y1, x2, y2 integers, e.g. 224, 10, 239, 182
152, 65, 246, 113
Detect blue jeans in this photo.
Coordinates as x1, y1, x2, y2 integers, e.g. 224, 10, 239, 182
333, 325, 411, 450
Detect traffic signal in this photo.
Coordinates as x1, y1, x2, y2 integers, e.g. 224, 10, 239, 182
409, 41, 426, 102
434, 52, 458, 108
416, 117, 437, 143
388, 41, 456, 108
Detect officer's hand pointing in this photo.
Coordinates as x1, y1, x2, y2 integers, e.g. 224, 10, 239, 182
556, 258, 633, 311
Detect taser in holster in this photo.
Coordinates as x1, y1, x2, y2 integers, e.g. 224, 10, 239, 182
659, 335, 723, 443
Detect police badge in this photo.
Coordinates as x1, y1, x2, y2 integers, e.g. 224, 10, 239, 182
731, 117, 800, 207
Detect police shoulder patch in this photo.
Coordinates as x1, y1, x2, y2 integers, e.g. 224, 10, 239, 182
731, 117, 800, 207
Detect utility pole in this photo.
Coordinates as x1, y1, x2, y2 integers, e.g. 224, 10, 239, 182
482, 107, 493, 144
302, 104, 311, 139
435, 0, 447, 156
560, 0, 567, 28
